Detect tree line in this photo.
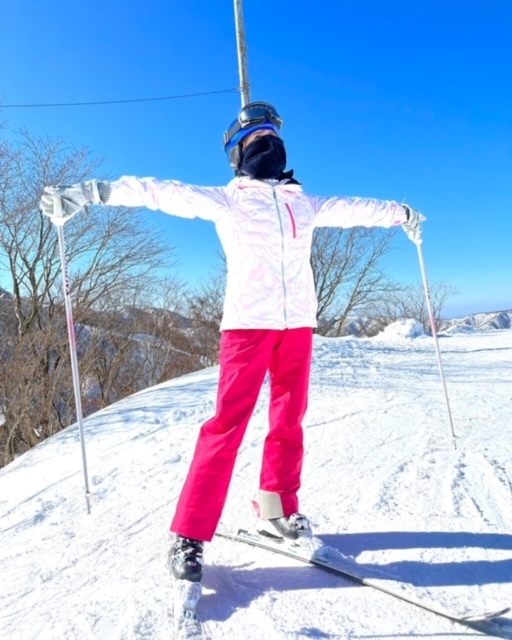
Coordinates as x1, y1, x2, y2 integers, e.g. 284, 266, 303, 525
0, 132, 456, 466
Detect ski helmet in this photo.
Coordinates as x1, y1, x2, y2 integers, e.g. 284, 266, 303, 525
223, 101, 283, 171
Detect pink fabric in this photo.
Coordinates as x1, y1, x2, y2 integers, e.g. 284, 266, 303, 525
170, 328, 313, 541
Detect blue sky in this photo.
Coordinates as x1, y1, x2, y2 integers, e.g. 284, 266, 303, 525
1, 0, 511, 318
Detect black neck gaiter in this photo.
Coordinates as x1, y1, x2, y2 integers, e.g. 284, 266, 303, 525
238, 135, 287, 180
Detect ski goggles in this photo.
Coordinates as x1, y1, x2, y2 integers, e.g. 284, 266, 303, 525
223, 101, 283, 150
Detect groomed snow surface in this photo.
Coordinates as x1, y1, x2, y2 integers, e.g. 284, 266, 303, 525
1, 321, 512, 639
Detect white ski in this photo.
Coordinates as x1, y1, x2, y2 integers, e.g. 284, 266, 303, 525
216, 529, 510, 626
172, 580, 205, 640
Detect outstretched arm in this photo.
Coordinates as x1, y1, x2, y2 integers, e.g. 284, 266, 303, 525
41, 176, 229, 223
310, 194, 408, 229
106, 176, 229, 222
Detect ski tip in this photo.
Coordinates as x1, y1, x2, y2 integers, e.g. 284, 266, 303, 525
460, 606, 511, 622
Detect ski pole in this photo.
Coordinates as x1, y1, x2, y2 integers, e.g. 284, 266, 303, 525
414, 239, 458, 449
53, 196, 92, 513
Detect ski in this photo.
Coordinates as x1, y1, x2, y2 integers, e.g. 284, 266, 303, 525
216, 529, 510, 625
171, 579, 205, 639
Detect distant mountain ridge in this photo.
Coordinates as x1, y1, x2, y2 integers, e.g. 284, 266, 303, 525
440, 309, 512, 333
325, 309, 512, 337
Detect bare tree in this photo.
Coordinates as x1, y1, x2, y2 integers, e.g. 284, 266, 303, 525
369, 280, 459, 332
186, 267, 226, 367
145, 277, 207, 380
312, 226, 399, 336
0, 131, 176, 464
0, 320, 74, 464
78, 276, 206, 412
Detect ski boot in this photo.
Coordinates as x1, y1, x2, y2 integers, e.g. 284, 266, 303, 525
252, 501, 324, 557
168, 535, 204, 583
257, 512, 313, 541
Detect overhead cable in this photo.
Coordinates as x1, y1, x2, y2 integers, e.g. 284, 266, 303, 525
1, 88, 240, 109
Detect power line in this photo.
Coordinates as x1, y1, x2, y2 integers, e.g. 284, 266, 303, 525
1, 87, 240, 109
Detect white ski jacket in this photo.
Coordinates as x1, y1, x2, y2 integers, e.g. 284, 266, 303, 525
108, 176, 408, 330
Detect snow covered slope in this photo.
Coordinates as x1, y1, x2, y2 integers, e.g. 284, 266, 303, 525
1, 324, 512, 639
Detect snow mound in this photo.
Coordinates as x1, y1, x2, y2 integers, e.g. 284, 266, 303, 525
379, 319, 425, 339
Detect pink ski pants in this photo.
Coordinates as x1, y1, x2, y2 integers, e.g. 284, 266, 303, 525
170, 327, 313, 541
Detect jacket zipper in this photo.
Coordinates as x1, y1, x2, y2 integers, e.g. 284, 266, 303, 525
272, 188, 288, 326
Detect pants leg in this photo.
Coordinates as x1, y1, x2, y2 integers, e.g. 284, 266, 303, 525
258, 328, 313, 519
170, 329, 277, 542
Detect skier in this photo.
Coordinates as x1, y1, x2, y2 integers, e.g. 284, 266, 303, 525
41, 100, 424, 586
